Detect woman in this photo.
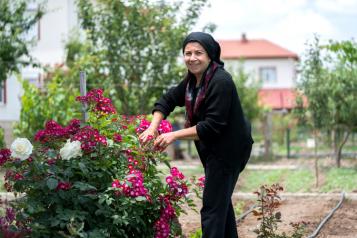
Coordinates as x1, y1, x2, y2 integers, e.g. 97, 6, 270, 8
139, 32, 253, 238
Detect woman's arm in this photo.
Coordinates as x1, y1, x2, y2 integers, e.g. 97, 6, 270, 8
172, 126, 199, 140
139, 79, 187, 145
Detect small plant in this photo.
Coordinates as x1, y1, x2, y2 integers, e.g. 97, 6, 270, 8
253, 184, 308, 238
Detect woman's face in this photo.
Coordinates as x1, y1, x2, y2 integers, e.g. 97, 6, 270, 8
184, 42, 211, 79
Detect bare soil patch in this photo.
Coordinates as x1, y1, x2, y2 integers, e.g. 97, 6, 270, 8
179, 195, 357, 237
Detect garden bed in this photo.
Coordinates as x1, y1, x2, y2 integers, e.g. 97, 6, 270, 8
179, 195, 357, 237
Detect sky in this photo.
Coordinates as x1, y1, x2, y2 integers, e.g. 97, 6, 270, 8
190, 0, 357, 56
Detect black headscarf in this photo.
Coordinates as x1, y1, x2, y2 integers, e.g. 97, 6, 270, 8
182, 32, 224, 66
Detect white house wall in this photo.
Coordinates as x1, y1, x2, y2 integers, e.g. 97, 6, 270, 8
0, 76, 22, 121
31, 0, 79, 64
224, 58, 297, 89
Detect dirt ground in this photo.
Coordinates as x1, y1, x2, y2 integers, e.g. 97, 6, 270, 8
179, 195, 357, 238
174, 157, 357, 237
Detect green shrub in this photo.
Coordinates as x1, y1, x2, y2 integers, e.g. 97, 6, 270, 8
0, 89, 198, 237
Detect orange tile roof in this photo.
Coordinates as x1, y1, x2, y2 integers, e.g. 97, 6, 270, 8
218, 39, 299, 60
258, 88, 306, 110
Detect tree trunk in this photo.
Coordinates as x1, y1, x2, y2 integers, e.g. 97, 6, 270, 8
335, 131, 351, 168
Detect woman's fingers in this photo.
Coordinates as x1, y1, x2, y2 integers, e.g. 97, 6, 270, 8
154, 136, 164, 147
139, 131, 152, 145
154, 137, 167, 152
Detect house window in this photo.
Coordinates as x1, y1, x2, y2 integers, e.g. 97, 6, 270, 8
259, 67, 277, 83
0, 81, 5, 104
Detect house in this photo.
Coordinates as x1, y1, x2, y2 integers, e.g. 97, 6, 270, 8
218, 34, 300, 111
0, 0, 79, 146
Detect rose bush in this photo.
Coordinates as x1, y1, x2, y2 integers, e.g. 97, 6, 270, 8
0, 89, 200, 238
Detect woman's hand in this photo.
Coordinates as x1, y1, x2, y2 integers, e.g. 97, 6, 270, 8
139, 127, 158, 146
154, 132, 177, 152
139, 111, 164, 146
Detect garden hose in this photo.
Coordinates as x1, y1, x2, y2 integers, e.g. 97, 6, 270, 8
307, 191, 345, 238
236, 204, 257, 223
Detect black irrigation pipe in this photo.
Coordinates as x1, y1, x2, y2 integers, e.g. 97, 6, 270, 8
236, 204, 257, 223
307, 191, 345, 238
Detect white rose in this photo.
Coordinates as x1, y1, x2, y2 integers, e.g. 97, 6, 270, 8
60, 140, 82, 160
10, 138, 33, 161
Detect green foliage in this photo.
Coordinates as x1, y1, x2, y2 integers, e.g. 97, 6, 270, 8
231, 65, 263, 122
296, 36, 330, 130
0, 0, 44, 82
75, 0, 208, 114
2, 89, 198, 237
64, 30, 91, 68
0, 126, 5, 148
271, 113, 298, 145
297, 36, 357, 166
13, 72, 81, 139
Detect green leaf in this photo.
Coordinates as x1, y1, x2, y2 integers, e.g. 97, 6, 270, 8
73, 182, 97, 191
135, 196, 147, 202
46, 149, 57, 158
51, 219, 60, 227
79, 162, 89, 174
47, 178, 58, 190
106, 197, 114, 206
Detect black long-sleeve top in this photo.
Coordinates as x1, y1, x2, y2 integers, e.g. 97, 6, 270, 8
153, 67, 253, 171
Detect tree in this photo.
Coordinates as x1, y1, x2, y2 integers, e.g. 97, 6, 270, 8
0, 0, 43, 82
75, 0, 208, 114
324, 40, 357, 166
297, 36, 357, 167
231, 66, 263, 122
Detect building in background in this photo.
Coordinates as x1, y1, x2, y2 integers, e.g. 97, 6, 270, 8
0, 0, 79, 146
219, 34, 300, 111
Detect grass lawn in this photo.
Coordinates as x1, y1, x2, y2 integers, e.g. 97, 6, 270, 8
238, 167, 356, 193
320, 168, 357, 192
238, 169, 315, 193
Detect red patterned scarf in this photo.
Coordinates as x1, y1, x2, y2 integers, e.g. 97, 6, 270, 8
184, 62, 219, 128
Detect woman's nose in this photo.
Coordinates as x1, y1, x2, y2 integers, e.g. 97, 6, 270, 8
189, 54, 197, 61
